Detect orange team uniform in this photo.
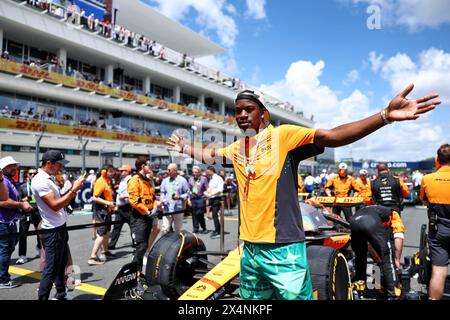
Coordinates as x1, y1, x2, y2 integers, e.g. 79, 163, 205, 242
216, 124, 316, 243
127, 174, 157, 215
383, 211, 405, 235
395, 177, 411, 198
93, 173, 114, 213
354, 177, 373, 205
420, 166, 450, 221
324, 175, 356, 197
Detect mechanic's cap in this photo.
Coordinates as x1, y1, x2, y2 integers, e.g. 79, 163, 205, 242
322, 169, 327, 173
235, 89, 270, 122
42, 150, 69, 166
359, 169, 368, 175
0, 156, 19, 170
338, 163, 348, 170
89, 169, 95, 174
118, 165, 132, 173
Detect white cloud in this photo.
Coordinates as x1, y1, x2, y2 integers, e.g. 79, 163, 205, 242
368, 51, 384, 72
259, 55, 447, 161
250, 65, 262, 84
373, 48, 450, 104
343, 69, 360, 85
349, 0, 450, 30
145, 0, 269, 78
145, 0, 239, 47
197, 51, 239, 76
396, 0, 450, 30
245, 0, 267, 20
349, 119, 443, 161
259, 60, 369, 129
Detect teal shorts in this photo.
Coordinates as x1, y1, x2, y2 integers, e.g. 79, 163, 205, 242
240, 241, 314, 300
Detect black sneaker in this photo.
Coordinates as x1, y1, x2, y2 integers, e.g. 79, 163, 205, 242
103, 251, 116, 258
52, 292, 69, 300
0, 280, 20, 289
201, 229, 210, 234
210, 232, 220, 239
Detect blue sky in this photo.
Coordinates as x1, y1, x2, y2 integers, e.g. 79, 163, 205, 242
143, 0, 450, 161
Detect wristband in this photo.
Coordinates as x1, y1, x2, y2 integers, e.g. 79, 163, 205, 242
70, 189, 77, 195
380, 108, 393, 125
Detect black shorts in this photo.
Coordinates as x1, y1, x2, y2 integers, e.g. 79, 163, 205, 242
94, 209, 111, 236
428, 224, 450, 267
130, 210, 152, 244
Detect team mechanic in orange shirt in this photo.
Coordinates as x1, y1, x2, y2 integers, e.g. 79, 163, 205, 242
324, 162, 357, 221
88, 165, 116, 265
128, 157, 160, 293
167, 84, 440, 300
354, 169, 373, 206
420, 144, 450, 300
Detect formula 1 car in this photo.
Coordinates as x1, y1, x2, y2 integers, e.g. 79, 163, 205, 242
119, 197, 363, 301
102, 143, 361, 300
101, 196, 367, 300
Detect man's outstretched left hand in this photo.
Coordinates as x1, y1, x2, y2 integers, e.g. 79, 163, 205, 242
387, 84, 441, 122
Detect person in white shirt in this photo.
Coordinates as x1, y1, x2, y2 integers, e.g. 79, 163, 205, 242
412, 170, 423, 193
31, 150, 85, 300
85, 169, 96, 187
204, 166, 224, 239
109, 165, 133, 250
304, 174, 315, 194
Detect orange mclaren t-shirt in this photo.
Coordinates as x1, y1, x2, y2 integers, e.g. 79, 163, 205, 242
216, 124, 316, 244
420, 166, 450, 223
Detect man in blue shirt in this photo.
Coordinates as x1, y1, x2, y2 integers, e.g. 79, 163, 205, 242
0, 156, 33, 289
160, 163, 190, 235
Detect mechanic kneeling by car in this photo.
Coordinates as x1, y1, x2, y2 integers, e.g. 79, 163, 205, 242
350, 205, 404, 300
420, 143, 450, 300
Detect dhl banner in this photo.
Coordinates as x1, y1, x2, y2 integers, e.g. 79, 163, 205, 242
0, 117, 167, 145
0, 59, 235, 124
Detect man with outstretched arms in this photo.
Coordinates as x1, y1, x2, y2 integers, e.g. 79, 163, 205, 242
167, 85, 440, 300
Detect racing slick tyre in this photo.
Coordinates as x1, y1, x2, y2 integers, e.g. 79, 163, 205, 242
146, 230, 207, 299
307, 245, 352, 300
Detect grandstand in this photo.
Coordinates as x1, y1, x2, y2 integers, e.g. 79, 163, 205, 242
0, 0, 314, 178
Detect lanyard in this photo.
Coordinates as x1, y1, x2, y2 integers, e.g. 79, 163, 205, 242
192, 178, 200, 194
243, 128, 267, 176
242, 128, 267, 201
169, 179, 178, 197
27, 181, 32, 197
